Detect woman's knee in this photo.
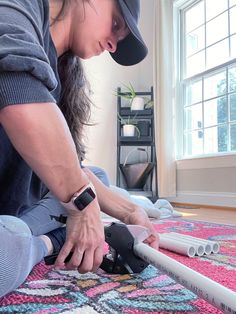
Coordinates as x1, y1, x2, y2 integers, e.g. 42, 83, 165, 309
0, 216, 32, 297
85, 166, 110, 187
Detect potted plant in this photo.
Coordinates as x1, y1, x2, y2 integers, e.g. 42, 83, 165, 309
116, 83, 153, 111
117, 113, 140, 137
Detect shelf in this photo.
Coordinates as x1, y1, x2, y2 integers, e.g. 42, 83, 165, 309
119, 136, 153, 145
120, 107, 153, 116
116, 86, 157, 199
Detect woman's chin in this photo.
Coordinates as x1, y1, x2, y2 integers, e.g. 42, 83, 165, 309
80, 50, 103, 59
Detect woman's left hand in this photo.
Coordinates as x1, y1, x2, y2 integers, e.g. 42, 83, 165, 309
81, 168, 159, 250
124, 207, 159, 250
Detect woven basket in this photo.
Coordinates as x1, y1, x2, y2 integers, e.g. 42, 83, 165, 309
120, 148, 154, 189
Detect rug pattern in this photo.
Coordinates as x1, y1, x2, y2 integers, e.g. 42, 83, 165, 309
0, 219, 235, 314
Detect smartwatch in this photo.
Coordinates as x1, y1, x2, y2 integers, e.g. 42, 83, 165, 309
62, 183, 96, 211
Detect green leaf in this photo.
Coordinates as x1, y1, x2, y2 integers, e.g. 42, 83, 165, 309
144, 100, 154, 109
115, 83, 137, 100
134, 125, 141, 138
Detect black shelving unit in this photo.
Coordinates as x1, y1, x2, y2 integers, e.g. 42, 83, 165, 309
116, 86, 158, 201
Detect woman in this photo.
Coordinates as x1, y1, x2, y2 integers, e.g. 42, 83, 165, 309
0, 0, 158, 297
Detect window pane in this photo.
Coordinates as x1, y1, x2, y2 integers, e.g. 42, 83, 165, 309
204, 125, 228, 153
206, 0, 228, 21
230, 6, 236, 34
230, 34, 236, 57
204, 97, 227, 127
230, 123, 236, 150
206, 39, 229, 69
229, 66, 236, 92
217, 125, 228, 152
184, 130, 203, 155
204, 71, 226, 100
186, 80, 202, 105
186, 26, 205, 56
230, 93, 236, 121
185, 1, 204, 33
206, 13, 228, 47
184, 103, 202, 130
186, 51, 205, 77
230, 0, 236, 8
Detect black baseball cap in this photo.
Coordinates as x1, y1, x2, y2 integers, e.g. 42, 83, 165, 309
110, 0, 148, 66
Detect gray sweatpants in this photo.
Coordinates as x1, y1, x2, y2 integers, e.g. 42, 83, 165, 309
19, 192, 66, 236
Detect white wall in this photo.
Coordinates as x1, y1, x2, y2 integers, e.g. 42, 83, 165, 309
82, 0, 155, 184
167, 156, 236, 207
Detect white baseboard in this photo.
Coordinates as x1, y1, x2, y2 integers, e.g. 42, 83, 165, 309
166, 191, 236, 208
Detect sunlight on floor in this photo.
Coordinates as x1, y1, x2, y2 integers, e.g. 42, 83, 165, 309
173, 206, 236, 225
180, 212, 198, 217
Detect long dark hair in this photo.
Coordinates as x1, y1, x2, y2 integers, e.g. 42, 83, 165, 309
58, 52, 92, 160
53, 0, 92, 160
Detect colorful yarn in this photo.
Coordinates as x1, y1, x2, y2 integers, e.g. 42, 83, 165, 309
0, 218, 235, 313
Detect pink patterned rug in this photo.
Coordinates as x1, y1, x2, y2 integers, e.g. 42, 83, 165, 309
0, 218, 235, 314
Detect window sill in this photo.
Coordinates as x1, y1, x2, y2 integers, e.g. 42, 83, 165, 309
176, 153, 236, 170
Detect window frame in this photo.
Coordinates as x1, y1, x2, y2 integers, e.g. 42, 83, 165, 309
174, 0, 236, 166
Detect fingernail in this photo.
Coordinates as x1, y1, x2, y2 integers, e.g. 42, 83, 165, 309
54, 264, 65, 270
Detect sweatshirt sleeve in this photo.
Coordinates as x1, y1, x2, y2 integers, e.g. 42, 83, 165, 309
0, 2, 58, 108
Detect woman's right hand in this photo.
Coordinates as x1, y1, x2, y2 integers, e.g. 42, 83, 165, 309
55, 198, 105, 273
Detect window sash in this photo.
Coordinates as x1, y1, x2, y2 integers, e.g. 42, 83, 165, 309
175, 0, 236, 158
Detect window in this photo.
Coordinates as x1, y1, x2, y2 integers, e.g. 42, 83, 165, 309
176, 0, 236, 158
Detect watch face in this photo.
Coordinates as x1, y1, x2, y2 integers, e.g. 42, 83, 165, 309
74, 187, 96, 210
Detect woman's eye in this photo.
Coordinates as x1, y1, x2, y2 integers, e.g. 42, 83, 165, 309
112, 16, 129, 41
112, 19, 120, 32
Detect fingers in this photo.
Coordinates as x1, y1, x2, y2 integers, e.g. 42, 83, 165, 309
92, 247, 104, 272
66, 246, 84, 270
55, 242, 73, 268
76, 246, 103, 273
77, 248, 93, 273
142, 222, 159, 249
56, 244, 104, 273
143, 233, 160, 250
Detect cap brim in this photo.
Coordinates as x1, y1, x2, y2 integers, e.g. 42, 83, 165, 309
110, 0, 148, 66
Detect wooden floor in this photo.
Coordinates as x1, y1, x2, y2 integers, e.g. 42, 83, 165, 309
173, 204, 236, 225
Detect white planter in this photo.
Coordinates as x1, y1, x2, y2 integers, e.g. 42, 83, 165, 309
131, 96, 145, 111
123, 124, 135, 136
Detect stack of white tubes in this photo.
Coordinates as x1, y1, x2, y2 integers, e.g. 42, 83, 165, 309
159, 232, 220, 257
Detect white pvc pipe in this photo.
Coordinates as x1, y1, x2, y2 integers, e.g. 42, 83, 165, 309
160, 234, 205, 256
161, 233, 210, 255
159, 235, 196, 257
169, 232, 220, 254
134, 242, 236, 314
171, 234, 212, 255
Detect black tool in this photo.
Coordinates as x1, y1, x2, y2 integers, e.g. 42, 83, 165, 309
44, 222, 148, 274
